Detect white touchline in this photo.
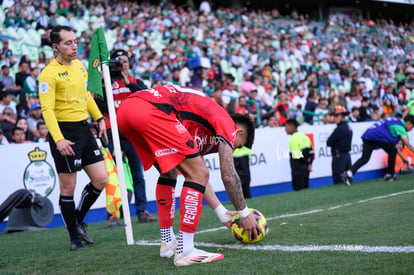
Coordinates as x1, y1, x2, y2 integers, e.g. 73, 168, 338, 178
136, 189, 414, 253
135, 240, 414, 253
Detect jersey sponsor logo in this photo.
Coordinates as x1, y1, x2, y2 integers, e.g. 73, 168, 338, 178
58, 71, 69, 78
94, 149, 101, 156
155, 148, 178, 157
39, 82, 49, 94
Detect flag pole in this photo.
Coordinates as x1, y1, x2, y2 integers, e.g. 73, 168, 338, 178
102, 62, 134, 245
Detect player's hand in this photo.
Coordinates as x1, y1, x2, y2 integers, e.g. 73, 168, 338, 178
56, 139, 75, 156
240, 213, 260, 241
222, 210, 238, 230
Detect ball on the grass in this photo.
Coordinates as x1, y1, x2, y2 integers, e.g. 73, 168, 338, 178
231, 208, 268, 244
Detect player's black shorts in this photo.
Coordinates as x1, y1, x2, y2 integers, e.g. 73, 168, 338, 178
49, 120, 103, 173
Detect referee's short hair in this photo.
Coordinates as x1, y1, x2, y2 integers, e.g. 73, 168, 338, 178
285, 118, 299, 128
50, 25, 74, 44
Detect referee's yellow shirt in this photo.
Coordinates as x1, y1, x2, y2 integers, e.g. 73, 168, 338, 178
39, 59, 102, 143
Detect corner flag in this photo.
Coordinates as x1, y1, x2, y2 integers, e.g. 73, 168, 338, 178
87, 27, 108, 98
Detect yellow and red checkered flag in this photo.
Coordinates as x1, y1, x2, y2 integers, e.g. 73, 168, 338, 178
102, 147, 122, 218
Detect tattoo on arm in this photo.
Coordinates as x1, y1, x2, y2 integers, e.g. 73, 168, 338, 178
218, 140, 246, 211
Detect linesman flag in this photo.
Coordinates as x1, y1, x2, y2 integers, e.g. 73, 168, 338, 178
102, 147, 122, 218
87, 26, 108, 98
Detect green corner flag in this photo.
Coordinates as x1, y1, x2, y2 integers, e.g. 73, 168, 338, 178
87, 27, 109, 98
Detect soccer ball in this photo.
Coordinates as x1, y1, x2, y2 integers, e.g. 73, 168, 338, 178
231, 208, 268, 244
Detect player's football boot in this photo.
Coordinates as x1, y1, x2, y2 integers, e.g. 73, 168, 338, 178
174, 248, 224, 266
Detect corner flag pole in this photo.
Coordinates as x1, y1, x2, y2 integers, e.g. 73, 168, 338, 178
88, 27, 134, 245
102, 62, 134, 245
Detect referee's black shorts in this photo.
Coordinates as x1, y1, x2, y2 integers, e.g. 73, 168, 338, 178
49, 120, 103, 173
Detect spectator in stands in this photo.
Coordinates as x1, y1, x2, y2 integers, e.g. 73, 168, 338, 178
348, 107, 360, 122
370, 105, 381, 121
252, 75, 265, 99
368, 89, 382, 110
0, 106, 16, 142
15, 61, 30, 89
199, 0, 212, 14
382, 98, 394, 118
358, 97, 370, 122
382, 83, 398, 108
11, 126, 32, 144
35, 51, 49, 71
0, 128, 9, 145
346, 91, 361, 112
264, 111, 280, 128
359, 69, 374, 97
236, 96, 249, 115
0, 40, 15, 67
240, 72, 254, 96
222, 81, 240, 112
15, 117, 34, 142
15, 93, 30, 120
0, 65, 22, 96
0, 91, 17, 118
35, 121, 49, 143
303, 92, 318, 124
36, 9, 50, 30
291, 86, 306, 112
260, 84, 275, 114
275, 92, 290, 126
397, 82, 408, 105
26, 103, 43, 140
23, 67, 39, 100
211, 88, 223, 107
313, 97, 329, 125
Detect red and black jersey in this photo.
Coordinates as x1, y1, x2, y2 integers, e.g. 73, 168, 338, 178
128, 84, 238, 155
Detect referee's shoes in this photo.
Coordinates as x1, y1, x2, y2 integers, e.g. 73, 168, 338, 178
77, 223, 94, 244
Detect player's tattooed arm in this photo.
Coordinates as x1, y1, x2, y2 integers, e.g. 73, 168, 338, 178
218, 139, 246, 211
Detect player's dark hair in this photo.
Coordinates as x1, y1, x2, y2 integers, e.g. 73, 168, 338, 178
404, 115, 414, 124
231, 113, 255, 149
50, 25, 74, 44
285, 118, 299, 128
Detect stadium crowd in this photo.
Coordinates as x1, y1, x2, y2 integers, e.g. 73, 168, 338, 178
1, 0, 414, 144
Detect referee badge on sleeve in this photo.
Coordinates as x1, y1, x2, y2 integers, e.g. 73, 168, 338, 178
39, 82, 49, 94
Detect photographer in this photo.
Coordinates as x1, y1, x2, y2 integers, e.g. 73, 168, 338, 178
96, 49, 157, 224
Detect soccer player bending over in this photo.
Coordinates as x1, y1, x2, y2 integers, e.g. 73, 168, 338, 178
117, 84, 260, 266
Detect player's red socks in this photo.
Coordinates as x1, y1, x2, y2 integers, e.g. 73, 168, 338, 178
179, 181, 205, 233
156, 178, 177, 228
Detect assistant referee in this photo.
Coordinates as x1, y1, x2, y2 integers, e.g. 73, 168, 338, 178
285, 119, 314, 191
38, 25, 108, 251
